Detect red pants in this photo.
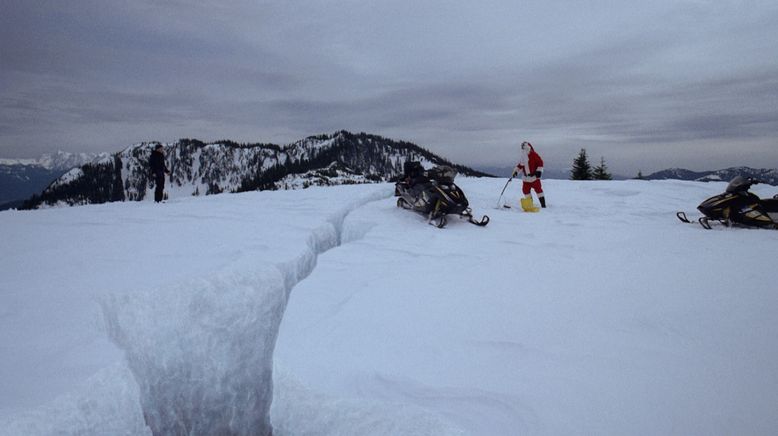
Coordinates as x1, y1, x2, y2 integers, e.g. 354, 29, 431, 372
522, 180, 543, 196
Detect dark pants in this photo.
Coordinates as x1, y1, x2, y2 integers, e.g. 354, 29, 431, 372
154, 173, 165, 202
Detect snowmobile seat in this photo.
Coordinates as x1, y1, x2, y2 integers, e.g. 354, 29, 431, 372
402, 161, 429, 186
403, 161, 424, 178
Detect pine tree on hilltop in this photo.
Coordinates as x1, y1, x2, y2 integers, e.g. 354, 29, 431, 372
570, 148, 593, 180
592, 156, 613, 180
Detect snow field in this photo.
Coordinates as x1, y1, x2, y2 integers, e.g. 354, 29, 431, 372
276, 178, 778, 435
1, 178, 778, 435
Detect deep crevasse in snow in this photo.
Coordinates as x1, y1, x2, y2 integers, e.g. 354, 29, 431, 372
100, 187, 392, 435
2, 185, 458, 436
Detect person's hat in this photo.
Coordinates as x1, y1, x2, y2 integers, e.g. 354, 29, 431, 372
154, 144, 164, 150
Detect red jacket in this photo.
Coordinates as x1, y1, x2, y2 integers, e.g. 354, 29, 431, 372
516, 143, 544, 182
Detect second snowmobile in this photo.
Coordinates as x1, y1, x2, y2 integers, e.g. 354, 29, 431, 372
395, 162, 489, 228
677, 176, 778, 229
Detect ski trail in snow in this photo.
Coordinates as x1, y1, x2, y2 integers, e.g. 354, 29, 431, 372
93, 187, 392, 436
368, 373, 539, 435
272, 366, 466, 436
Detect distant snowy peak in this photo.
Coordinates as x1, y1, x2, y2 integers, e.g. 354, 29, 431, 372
0, 151, 111, 207
21, 131, 490, 209
646, 167, 778, 185
0, 158, 38, 166
645, 168, 709, 181
0, 151, 108, 171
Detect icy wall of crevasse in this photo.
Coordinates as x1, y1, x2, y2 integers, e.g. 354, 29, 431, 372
101, 187, 393, 436
0, 364, 149, 436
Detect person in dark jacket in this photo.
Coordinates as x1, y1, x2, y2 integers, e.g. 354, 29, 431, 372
149, 144, 171, 203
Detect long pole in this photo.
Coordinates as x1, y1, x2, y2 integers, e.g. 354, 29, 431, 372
496, 176, 513, 208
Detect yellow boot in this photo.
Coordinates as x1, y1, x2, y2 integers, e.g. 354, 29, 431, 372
520, 196, 540, 212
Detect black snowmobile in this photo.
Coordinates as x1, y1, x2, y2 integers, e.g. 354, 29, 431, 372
677, 176, 778, 229
395, 162, 489, 228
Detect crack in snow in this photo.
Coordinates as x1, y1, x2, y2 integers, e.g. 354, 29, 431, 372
101, 187, 392, 436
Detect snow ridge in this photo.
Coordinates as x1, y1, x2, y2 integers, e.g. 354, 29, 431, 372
101, 187, 392, 436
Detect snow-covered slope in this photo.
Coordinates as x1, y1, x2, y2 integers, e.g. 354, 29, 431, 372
1, 179, 777, 435
21, 131, 488, 209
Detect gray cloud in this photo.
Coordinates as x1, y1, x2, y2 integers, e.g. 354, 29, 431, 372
2, 0, 777, 174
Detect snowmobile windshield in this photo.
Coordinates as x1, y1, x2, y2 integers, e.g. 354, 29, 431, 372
726, 176, 750, 193
428, 166, 457, 183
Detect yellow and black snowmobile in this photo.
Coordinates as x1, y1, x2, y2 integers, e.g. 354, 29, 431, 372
677, 176, 778, 229
395, 162, 489, 228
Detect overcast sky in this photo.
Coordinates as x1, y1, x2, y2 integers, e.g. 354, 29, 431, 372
2, 0, 777, 175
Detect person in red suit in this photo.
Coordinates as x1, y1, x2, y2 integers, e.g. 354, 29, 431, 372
512, 141, 546, 210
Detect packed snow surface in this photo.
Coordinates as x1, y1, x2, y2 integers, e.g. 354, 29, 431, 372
1, 179, 777, 435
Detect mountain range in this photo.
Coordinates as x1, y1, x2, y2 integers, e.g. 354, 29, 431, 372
0, 151, 108, 209
18, 131, 489, 209
642, 167, 778, 185
4, 134, 777, 210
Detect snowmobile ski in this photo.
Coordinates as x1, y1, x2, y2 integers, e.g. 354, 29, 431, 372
462, 208, 490, 226
429, 214, 447, 228
677, 211, 729, 230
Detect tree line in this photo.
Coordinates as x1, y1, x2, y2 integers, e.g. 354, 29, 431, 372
570, 148, 613, 180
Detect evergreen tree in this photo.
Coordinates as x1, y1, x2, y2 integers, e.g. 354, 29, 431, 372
570, 148, 593, 180
636, 170, 644, 180
592, 156, 613, 180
